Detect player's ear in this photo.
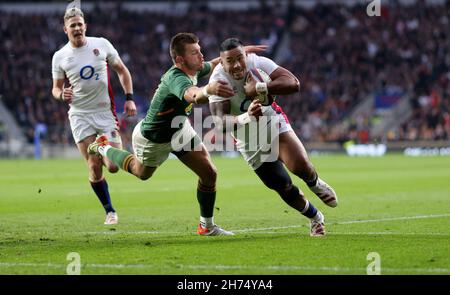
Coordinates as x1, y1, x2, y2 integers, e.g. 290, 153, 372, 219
175, 55, 183, 65
63, 24, 67, 34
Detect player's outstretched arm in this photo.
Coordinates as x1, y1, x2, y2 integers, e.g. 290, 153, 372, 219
243, 44, 268, 54
184, 80, 234, 105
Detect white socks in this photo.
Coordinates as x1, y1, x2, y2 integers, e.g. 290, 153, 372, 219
313, 211, 324, 223
98, 145, 111, 157
200, 216, 214, 229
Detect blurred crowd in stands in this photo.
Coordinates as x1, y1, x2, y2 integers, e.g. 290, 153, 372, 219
0, 0, 449, 148
285, 1, 450, 143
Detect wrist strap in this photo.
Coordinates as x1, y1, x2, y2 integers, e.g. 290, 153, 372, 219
202, 85, 210, 98
125, 93, 134, 101
255, 82, 268, 95
236, 113, 251, 125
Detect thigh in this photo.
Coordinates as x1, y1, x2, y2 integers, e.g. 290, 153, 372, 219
235, 111, 293, 170
69, 113, 97, 144
77, 135, 104, 181
278, 131, 311, 173
92, 111, 121, 144
177, 143, 216, 181
132, 121, 172, 168
76, 134, 97, 161
131, 157, 158, 179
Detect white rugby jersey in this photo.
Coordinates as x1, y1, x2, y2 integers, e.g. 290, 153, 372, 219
209, 53, 279, 115
52, 37, 120, 114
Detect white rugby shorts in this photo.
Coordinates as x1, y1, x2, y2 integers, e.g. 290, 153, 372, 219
69, 110, 121, 144
234, 111, 292, 170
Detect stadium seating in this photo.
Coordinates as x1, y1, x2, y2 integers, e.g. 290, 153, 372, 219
0, 1, 448, 146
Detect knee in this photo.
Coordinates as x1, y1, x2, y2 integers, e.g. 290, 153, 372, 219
107, 165, 119, 174
137, 169, 154, 181
263, 173, 291, 192
201, 164, 217, 185
138, 174, 151, 181
272, 180, 293, 193
293, 161, 316, 179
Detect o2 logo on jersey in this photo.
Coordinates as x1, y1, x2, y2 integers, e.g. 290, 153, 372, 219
80, 65, 99, 80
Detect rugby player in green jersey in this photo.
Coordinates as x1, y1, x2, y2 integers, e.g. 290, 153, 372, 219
88, 32, 266, 236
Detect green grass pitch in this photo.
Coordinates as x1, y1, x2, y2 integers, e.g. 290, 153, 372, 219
0, 154, 449, 274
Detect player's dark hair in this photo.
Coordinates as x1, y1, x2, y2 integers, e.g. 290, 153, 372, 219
170, 32, 199, 63
219, 38, 244, 52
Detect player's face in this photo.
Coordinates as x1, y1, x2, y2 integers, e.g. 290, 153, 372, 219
181, 43, 204, 72
64, 16, 87, 48
220, 46, 247, 80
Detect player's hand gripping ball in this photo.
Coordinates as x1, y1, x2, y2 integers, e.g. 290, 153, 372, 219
245, 68, 274, 106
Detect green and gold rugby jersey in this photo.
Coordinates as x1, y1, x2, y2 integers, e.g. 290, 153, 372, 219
140, 62, 211, 143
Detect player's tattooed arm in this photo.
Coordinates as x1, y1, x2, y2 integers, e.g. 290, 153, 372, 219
267, 66, 301, 95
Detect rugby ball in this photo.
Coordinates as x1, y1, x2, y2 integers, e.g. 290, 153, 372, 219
245, 68, 274, 106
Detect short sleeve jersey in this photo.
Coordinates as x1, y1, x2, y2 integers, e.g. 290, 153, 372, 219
52, 37, 120, 114
140, 62, 211, 143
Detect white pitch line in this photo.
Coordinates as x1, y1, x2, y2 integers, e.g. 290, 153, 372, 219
81, 230, 449, 236
328, 232, 449, 236
232, 213, 450, 233
335, 213, 450, 225
74, 213, 450, 235
225, 231, 450, 236
83, 231, 177, 235
0, 262, 448, 274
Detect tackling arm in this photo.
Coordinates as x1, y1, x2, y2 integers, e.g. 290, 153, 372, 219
186, 45, 268, 104
184, 80, 234, 105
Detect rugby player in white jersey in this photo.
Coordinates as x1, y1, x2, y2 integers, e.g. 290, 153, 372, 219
51, 7, 137, 225
209, 38, 338, 236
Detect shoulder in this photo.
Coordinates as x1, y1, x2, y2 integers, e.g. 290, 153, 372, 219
165, 66, 182, 77
52, 43, 70, 61
246, 53, 259, 63
88, 36, 113, 47
248, 53, 278, 74
88, 36, 106, 42
210, 64, 228, 82
162, 67, 190, 85
248, 53, 275, 64
248, 53, 271, 61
